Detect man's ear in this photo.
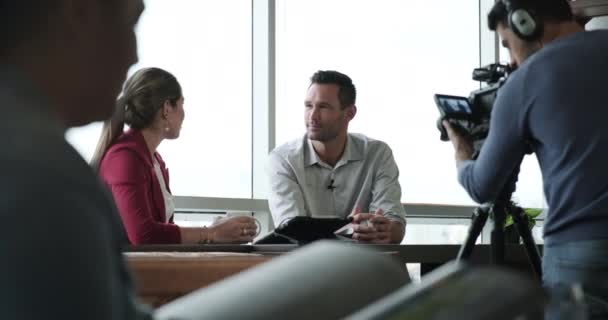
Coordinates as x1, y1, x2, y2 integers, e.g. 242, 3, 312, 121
346, 105, 357, 121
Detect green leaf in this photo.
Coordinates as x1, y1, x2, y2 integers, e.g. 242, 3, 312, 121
503, 208, 540, 228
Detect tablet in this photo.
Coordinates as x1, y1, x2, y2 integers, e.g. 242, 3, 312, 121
254, 216, 352, 244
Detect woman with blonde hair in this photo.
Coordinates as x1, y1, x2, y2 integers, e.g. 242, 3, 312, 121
92, 67, 257, 245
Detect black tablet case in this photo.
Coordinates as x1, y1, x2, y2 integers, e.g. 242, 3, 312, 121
255, 216, 352, 244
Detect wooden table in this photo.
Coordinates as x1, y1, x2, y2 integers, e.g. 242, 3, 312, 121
125, 251, 272, 306
126, 243, 542, 269
124, 243, 542, 306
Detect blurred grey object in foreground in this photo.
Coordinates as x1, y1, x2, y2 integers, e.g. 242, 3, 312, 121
347, 262, 545, 320
156, 241, 410, 320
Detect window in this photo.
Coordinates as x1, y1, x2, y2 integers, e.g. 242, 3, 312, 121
402, 220, 473, 245
404, 218, 474, 282
275, 0, 545, 209
65, 0, 545, 215
275, 0, 481, 205
66, 0, 253, 198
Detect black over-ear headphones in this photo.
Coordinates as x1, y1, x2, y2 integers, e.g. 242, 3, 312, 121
502, 0, 543, 41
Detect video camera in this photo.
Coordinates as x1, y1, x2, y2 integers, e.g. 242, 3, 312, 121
435, 63, 512, 158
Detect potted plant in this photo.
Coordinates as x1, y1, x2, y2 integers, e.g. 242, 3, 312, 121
503, 206, 543, 244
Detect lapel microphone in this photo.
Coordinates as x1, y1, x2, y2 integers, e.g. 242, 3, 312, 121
327, 179, 336, 191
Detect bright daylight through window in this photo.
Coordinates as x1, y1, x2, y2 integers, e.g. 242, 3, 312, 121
67, 0, 545, 211
66, 0, 252, 198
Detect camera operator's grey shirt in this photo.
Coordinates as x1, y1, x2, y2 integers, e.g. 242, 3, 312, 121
457, 30, 608, 246
0, 64, 152, 319
267, 133, 406, 227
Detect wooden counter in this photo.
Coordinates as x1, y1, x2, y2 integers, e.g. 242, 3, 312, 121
124, 244, 542, 306
125, 252, 272, 306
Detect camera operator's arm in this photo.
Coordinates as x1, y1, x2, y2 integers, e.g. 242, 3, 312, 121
445, 83, 530, 204
267, 151, 308, 227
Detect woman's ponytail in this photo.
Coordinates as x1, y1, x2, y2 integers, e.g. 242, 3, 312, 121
90, 97, 127, 171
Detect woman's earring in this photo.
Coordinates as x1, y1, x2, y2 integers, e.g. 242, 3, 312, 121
164, 118, 171, 132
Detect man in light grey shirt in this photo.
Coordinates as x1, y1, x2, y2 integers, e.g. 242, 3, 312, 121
268, 71, 406, 244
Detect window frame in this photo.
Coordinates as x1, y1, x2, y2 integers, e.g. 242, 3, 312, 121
61, 0, 536, 243
176, 0, 500, 213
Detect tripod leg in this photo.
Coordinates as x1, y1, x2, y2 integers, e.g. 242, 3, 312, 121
512, 207, 543, 280
491, 205, 506, 265
457, 207, 490, 261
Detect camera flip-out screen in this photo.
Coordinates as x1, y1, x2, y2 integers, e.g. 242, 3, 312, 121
434, 94, 472, 117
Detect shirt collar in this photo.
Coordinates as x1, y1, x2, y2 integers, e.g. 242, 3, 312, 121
304, 134, 364, 168
304, 137, 319, 167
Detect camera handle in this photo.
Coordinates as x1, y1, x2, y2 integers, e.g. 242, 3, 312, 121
437, 116, 472, 142
456, 167, 543, 280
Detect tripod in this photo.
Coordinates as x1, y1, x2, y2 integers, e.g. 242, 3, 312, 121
457, 176, 543, 280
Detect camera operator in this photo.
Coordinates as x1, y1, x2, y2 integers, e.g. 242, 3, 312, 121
443, 0, 608, 318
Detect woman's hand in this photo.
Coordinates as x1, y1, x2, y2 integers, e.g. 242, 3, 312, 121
209, 216, 258, 244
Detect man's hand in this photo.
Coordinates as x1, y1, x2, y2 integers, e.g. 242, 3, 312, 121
351, 208, 393, 244
443, 120, 474, 162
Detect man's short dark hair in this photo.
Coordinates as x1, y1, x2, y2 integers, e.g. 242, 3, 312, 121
488, 0, 573, 31
310, 70, 357, 108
